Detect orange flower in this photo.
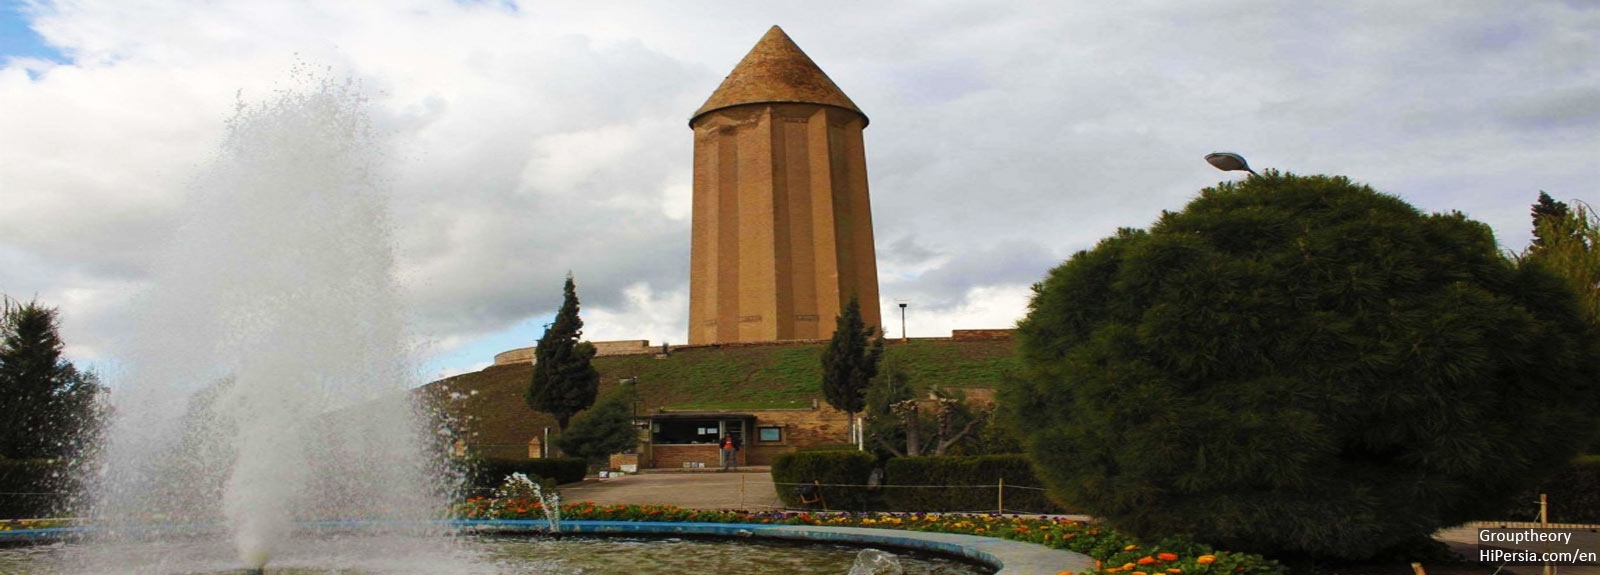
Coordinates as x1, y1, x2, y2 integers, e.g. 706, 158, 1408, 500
1138, 557, 1157, 565
1133, 572, 1148, 575
1055, 571, 1073, 575
1167, 570, 1183, 574
1196, 555, 1217, 565
1158, 553, 1179, 562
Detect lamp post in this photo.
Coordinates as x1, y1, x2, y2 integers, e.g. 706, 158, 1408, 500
1205, 152, 1258, 176
898, 303, 908, 343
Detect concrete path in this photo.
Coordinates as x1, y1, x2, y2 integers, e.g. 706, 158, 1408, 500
558, 471, 786, 510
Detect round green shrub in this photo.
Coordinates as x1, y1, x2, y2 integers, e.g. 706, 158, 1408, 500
1006, 173, 1600, 559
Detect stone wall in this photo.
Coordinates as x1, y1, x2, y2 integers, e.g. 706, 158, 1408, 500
592, 340, 652, 356
492, 340, 656, 366
492, 347, 534, 366
951, 329, 1015, 341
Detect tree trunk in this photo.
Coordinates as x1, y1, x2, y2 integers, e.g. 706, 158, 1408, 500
889, 400, 921, 457
932, 417, 984, 455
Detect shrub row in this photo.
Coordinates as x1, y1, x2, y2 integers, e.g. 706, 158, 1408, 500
771, 450, 877, 511
0, 459, 71, 519
772, 452, 1068, 514
464, 457, 587, 490
883, 455, 1068, 514
1506, 455, 1600, 524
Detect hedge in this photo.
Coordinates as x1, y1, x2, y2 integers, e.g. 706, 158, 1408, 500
883, 455, 1068, 514
771, 450, 876, 511
464, 457, 588, 491
1505, 455, 1600, 524
0, 459, 72, 519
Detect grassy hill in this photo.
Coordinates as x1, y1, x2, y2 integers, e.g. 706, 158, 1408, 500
420, 338, 1019, 458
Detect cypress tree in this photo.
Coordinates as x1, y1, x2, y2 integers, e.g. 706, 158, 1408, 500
525, 275, 599, 433
1531, 191, 1572, 249
821, 297, 883, 440
1006, 173, 1600, 559
0, 299, 104, 460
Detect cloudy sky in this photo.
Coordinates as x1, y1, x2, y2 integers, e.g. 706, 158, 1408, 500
2, 0, 1596, 382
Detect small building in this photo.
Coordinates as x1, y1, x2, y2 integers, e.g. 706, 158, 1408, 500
638, 402, 853, 468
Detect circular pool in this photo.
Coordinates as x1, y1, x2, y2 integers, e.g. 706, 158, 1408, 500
0, 532, 991, 574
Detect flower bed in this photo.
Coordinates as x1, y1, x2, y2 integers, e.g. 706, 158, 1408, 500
455, 499, 1285, 575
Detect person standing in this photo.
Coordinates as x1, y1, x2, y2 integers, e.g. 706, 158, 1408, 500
720, 434, 738, 471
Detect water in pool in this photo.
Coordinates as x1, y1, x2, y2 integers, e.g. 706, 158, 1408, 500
0, 534, 992, 574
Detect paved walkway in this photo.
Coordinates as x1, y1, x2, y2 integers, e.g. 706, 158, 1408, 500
559, 470, 786, 510
1435, 525, 1600, 575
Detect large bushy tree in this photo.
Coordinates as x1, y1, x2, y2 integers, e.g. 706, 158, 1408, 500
526, 275, 599, 434
556, 380, 640, 465
0, 299, 104, 460
1005, 173, 1600, 559
821, 297, 882, 441
1523, 194, 1600, 453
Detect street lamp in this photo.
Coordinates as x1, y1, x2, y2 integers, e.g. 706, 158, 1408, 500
1205, 152, 1258, 176
898, 303, 908, 343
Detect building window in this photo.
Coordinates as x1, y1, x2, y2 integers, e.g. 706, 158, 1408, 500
652, 419, 722, 444
758, 426, 782, 442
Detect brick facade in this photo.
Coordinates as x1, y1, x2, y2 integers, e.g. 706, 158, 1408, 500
636, 404, 854, 469
687, 28, 882, 345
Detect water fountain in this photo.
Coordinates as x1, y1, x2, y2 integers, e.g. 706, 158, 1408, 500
77, 69, 454, 573
489, 473, 562, 531
0, 69, 1012, 575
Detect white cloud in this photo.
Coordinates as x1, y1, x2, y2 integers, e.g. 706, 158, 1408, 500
2, 0, 1596, 379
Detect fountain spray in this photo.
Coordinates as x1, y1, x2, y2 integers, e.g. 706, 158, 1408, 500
90, 68, 449, 572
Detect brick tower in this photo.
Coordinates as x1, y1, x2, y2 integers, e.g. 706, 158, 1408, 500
688, 26, 882, 345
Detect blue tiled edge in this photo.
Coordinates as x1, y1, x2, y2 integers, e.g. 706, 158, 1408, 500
459, 520, 1095, 575
1, 520, 1096, 575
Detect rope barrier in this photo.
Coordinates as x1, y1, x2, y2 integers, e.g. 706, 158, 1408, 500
769, 480, 1065, 514
771, 481, 1049, 490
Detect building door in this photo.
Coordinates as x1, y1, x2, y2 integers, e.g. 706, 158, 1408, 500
721, 419, 746, 456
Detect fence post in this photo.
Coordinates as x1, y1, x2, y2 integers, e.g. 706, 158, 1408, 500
998, 477, 1004, 514
1541, 493, 1551, 575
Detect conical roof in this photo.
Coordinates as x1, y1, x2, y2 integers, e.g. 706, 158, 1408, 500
691, 26, 866, 126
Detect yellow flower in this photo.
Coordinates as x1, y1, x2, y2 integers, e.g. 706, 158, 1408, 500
1125, 544, 1140, 552
1196, 555, 1217, 565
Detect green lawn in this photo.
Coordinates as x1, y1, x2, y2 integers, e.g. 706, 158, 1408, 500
420, 338, 1020, 452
